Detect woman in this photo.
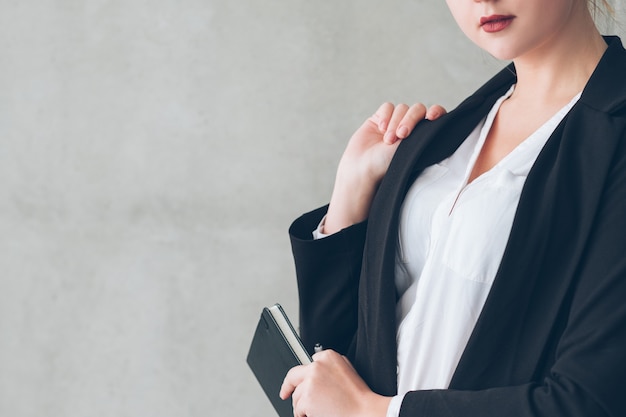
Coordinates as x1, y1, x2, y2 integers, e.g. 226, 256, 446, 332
281, 1, 626, 416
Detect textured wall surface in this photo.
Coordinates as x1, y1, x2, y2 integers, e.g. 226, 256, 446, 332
0, 2, 623, 416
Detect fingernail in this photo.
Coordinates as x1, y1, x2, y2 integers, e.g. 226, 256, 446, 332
397, 126, 409, 138
426, 111, 439, 120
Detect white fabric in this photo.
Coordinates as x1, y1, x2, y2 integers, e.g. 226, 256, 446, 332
310, 87, 581, 417
385, 86, 581, 417
312, 216, 329, 239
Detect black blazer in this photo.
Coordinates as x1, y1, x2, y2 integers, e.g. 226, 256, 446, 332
289, 36, 626, 416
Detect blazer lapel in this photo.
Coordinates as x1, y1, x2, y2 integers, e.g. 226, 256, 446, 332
354, 35, 626, 395
450, 36, 626, 389
355, 69, 516, 395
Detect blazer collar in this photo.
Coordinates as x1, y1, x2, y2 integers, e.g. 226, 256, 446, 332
579, 36, 626, 114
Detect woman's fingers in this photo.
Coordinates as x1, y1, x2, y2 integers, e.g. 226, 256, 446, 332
383, 103, 409, 144
279, 365, 306, 400
426, 104, 447, 120
395, 103, 428, 140
371, 102, 432, 144
369, 102, 395, 133
369, 102, 446, 144
280, 350, 389, 417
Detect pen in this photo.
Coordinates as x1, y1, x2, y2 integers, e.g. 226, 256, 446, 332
314, 343, 324, 353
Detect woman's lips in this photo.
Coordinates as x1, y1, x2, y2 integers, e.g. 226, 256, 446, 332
480, 15, 515, 33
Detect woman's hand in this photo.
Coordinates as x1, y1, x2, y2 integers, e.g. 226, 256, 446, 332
323, 103, 446, 235
280, 349, 392, 417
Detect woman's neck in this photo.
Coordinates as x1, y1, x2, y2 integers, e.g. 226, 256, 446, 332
511, 7, 608, 105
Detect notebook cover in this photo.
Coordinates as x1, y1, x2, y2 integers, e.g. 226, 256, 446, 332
247, 306, 308, 417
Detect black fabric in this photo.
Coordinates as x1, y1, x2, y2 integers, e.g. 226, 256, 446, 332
289, 36, 626, 416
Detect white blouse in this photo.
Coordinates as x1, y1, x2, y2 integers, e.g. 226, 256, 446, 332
387, 86, 581, 416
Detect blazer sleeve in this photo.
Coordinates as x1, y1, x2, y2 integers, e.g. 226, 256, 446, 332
289, 205, 367, 356
398, 133, 626, 417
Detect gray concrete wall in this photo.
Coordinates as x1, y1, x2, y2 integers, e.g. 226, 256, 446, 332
0, 2, 623, 416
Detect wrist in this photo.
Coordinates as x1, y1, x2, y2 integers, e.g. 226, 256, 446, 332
324, 170, 379, 235
360, 392, 392, 417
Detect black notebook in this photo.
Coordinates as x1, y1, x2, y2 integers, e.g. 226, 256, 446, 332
247, 304, 312, 417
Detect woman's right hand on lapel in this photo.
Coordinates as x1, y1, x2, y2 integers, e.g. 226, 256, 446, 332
322, 103, 446, 235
